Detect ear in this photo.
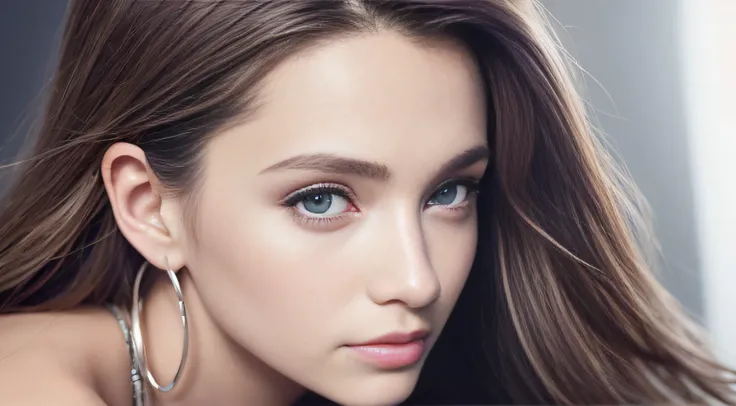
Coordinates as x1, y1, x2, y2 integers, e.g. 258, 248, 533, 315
101, 143, 186, 272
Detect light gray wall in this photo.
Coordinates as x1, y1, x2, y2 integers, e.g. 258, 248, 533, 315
542, 0, 704, 318
0, 0, 68, 162
677, 0, 736, 366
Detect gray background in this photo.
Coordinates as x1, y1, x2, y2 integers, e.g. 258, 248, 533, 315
1, 0, 733, 364
544, 0, 703, 315
0, 1, 68, 162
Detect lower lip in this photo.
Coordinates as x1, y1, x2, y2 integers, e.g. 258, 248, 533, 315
346, 340, 426, 369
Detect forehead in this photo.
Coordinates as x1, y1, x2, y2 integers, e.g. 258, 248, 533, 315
208, 30, 487, 174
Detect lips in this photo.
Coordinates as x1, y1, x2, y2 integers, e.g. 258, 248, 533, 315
352, 330, 429, 346
346, 330, 429, 369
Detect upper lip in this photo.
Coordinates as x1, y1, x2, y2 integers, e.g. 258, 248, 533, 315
349, 330, 430, 346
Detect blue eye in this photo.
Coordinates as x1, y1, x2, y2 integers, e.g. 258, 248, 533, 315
427, 181, 478, 207
283, 184, 356, 218
296, 192, 350, 216
301, 193, 332, 214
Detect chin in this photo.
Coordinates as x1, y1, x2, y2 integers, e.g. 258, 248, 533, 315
316, 369, 421, 406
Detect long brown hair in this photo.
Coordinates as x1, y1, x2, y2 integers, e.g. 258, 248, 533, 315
0, 0, 733, 404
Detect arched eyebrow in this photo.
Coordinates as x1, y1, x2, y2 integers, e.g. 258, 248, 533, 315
431, 145, 489, 183
259, 145, 489, 181
259, 153, 390, 180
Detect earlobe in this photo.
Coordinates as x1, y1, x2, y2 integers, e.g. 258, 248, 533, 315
101, 143, 182, 271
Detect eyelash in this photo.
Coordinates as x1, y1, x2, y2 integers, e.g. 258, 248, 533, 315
282, 183, 355, 207
429, 178, 481, 209
281, 183, 357, 226
281, 179, 481, 226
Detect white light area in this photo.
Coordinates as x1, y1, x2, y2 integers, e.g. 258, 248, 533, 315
679, 0, 736, 367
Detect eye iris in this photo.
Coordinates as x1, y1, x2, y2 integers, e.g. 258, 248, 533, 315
434, 186, 458, 205
303, 193, 333, 214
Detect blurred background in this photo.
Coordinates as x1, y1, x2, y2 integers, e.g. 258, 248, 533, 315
1, 1, 734, 365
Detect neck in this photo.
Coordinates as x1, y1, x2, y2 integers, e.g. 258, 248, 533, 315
139, 270, 305, 406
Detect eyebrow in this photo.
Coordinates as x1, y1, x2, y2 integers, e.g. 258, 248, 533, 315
432, 145, 490, 182
260, 153, 390, 180
259, 145, 490, 181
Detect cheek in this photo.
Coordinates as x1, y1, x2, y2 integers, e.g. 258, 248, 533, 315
425, 215, 478, 312
185, 183, 357, 367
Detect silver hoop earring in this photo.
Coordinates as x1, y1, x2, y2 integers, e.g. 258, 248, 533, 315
131, 258, 189, 393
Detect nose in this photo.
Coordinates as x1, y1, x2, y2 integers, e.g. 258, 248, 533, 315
366, 210, 441, 309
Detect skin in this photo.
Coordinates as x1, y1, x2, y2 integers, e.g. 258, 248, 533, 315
0, 30, 487, 405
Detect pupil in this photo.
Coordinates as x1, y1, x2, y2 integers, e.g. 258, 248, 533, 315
304, 193, 332, 214
435, 186, 457, 205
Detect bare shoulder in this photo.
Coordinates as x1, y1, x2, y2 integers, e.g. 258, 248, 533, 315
0, 307, 133, 406
0, 368, 106, 405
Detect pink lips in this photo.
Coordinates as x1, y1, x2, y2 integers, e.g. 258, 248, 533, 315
346, 330, 429, 369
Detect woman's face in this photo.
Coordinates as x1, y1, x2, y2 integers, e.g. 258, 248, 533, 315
184, 31, 487, 405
